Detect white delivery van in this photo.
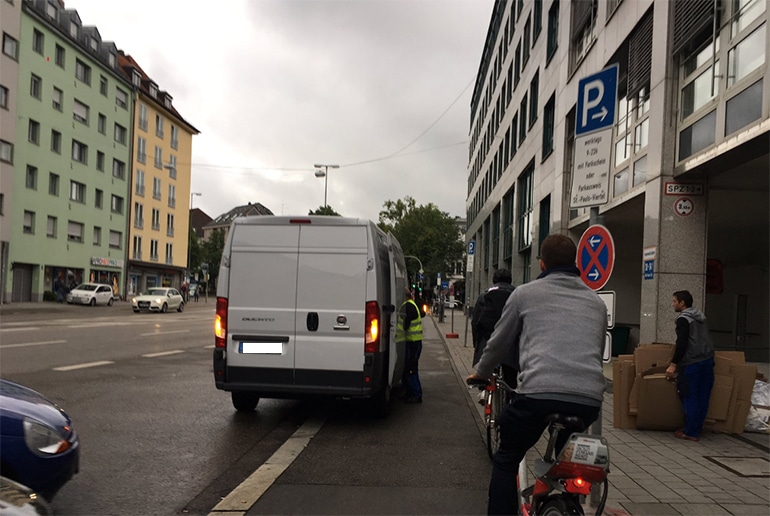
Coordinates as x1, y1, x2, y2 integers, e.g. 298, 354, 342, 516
213, 216, 408, 416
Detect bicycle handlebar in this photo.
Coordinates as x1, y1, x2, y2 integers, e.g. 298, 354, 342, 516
466, 377, 490, 386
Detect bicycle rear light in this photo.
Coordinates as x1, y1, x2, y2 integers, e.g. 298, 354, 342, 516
564, 477, 592, 495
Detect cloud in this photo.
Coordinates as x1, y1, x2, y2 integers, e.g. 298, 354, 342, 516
66, 0, 493, 220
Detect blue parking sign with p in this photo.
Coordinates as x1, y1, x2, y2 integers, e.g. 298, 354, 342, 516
576, 65, 618, 136
468, 241, 475, 255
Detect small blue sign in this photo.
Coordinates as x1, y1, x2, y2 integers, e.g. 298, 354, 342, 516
643, 260, 654, 280
441, 281, 449, 289
418, 273, 424, 281
576, 65, 618, 136
468, 241, 476, 255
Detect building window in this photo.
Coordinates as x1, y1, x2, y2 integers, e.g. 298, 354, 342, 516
95, 188, 103, 209
137, 136, 146, 164
152, 208, 160, 230
134, 202, 144, 229
51, 129, 61, 153
514, 41, 521, 87
94, 226, 101, 246
52, 87, 63, 110
67, 221, 84, 243
136, 169, 145, 196
679, 109, 716, 160
32, 29, 44, 54
523, 15, 531, 65
680, 38, 720, 120
23, 211, 35, 234
49, 172, 59, 196
168, 155, 177, 178
511, 113, 518, 158
109, 230, 121, 249
613, 167, 629, 196
154, 146, 162, 169
73, 99, 89, 124
0, 139, 12, 163
99, 75, 107, 96
69, 180, 85, 203
112, 159, 125, 180
30, 74, 42, 99
98, 113, 106, 134
570, 0, 597, 72
47, 216, 57, 238
153, 178, 161, 200
150, 239, 159, 261
115, 88, 127, 108
114, 123, 127, 145
110, 194, 124, 214
633, 155, 647, 187
542, 93, 556, 159
155, 114, 164, 138
725, 79, 763, 135
166, 213, 174, 237
165, 243, 173, 264
517, 162, 534, 251
727, 23, 766, 87
132, 235, 142, 259
607, 0, 623, 18
28, 120, 40, 145
75, 59, 90, 85
519, 94, 528, 144
534, 0, 543, 41
96, 151, 105, 171
168, 184, 176, 208
529, 70, 539, 128
71, 140, 87, 163
0, 85, 8, 108
731, 0, 765, 38
3, 33, 19, 60
139, 104, 148, 131
25, 165, 37, 190
55, 43, 65, 67
171, 125, 178, 149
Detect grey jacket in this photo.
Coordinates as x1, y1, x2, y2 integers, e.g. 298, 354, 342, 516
475, 271, 607, 404
674, 307, 714, 366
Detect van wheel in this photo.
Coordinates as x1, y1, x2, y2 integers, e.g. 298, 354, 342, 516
232, 392, 260, 412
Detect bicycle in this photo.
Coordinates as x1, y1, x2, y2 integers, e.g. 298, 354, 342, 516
468, 377, 610, 515
478, 367, 508, 459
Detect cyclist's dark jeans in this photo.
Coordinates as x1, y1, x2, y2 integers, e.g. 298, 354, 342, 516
488, 395, 600, 515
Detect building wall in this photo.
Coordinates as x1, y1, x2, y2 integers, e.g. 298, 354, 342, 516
0, 0, 21, 303
466, 0, 768, 360
6, 4, 132, 301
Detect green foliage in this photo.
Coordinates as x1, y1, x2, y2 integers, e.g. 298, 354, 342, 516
308, 205, 342, 216
377, 196, 464, 289
188, 227, 204, 273
201, 229, 226, 286
43, 290, 56, 301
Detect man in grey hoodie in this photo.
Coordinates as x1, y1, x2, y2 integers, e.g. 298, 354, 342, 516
665, 290, 715, 441
467, 234, 607, 515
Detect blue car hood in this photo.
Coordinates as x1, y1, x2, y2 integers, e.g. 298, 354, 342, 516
0, 380, 73, 436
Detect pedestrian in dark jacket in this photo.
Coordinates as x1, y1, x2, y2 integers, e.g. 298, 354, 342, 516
471, 269, 515, 368
666, 290, 715, 441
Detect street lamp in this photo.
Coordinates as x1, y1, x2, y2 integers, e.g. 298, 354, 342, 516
187, 192, 202, 296
313, 163, 339, 208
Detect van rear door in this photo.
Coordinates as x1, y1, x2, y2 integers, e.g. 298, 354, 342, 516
294, 223, 369, 391
226, 224, 300, 379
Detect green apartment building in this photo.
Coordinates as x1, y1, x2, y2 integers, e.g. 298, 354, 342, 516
6, 0, 133, 301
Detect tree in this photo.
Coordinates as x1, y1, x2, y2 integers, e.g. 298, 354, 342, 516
201, 228, 226, 292
377, 196, 464, 294
188, 227, 203, 275
308, 205, 342, 216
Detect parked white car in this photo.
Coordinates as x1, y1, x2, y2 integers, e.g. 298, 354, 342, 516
131, 288, 184, 313
66, 283, 116, 306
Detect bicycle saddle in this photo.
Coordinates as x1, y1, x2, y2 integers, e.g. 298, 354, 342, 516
545, 413, 585, 431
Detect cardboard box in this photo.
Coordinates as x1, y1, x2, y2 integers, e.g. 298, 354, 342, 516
705, 374, 734, 421
612, 359, 637, 429
635, 374, 685, 430
634, 344, 674, 373
715, 350, 746, 364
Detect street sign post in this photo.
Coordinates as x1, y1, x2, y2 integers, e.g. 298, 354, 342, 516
571, 65, 619, 209
467, 240, 475, 271
577, 225, 615, 291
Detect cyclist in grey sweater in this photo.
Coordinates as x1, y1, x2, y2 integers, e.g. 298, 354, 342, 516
468, 233, 607, 515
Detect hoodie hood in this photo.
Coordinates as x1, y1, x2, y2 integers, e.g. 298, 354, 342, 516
680, 307, 707, 323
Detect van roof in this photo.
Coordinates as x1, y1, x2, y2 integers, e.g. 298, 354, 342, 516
234, 215, 373, 227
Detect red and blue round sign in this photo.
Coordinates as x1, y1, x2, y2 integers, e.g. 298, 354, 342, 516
577, 225, 615, 291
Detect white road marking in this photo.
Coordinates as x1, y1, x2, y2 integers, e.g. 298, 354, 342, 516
0, 340, 66, 349
67, 322, 132, 329
53, 360, 114, 371
0, 327, 40, 332
203, 345, 215, 349
140, 330, 190, 337
209, 414, 327, 515
142, 350, 185, 358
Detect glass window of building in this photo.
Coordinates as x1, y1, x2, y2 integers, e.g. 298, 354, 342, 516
727, 23, 766, 86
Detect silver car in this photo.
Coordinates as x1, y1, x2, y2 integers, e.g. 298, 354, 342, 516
66, 283, 116, 306
131, 287, 185, 313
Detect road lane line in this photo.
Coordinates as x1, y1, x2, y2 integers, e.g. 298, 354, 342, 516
1, 340, 66, 349
142, 350, 185, 358
203, 345, 215, 349
53, 360, 114, 371
67, 322, 132, 329
209, 414, 327, 515
140, 330, 190, 336
0, 327, 40, 332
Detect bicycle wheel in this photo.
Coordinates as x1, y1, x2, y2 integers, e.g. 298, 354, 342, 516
539, 495, 583, 515
486, 386, 504, 459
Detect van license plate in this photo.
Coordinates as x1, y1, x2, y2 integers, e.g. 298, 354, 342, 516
239, 342, 283, 354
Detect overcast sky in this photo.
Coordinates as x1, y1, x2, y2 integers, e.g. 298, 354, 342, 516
67, 0, 494, 222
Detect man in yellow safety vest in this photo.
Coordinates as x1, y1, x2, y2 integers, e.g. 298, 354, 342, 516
397, 287, 424, 404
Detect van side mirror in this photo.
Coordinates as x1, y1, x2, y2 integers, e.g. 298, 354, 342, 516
383, 304, 395, 314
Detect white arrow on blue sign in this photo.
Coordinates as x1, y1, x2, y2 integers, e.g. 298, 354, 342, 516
576, 64, 618, 136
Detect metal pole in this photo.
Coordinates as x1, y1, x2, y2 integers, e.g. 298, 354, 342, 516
589, 205, 604, 508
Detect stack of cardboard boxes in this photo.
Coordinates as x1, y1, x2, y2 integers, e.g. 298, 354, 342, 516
613, 344, 757, 434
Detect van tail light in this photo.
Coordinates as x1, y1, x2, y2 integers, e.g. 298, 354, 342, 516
365, 301, 380, 353
215, 297, 228, 348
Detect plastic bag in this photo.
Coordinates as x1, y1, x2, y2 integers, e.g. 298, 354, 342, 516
745, 380, 770, 433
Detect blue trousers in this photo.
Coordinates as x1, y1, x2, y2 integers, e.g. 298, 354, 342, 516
676, 358, 714, 438
403, 341, 422, 398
